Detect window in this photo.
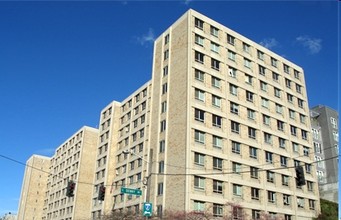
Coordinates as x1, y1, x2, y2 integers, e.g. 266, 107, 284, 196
283, 64, 290, 73
289, 109, 296, 119
227, 34, 235, 45
232, 162, 242, 174
302, 130, 308, 140
260, 81, 267, 91
264, 132, 272, 144
194, 130, 205, 144
212, 95, 221, 107
333, 131, 339, 141
309, 200, 315, 210
283, 194, 291, 205
229, 84, 238, 96
290, 125, 297, 136
228, 67, 237, 78
230, 102, 239, 114
296, 84, 302, 94
213, 180, 223, 194
161, 101, 167, 113
194, 153, 205, 166
246, 91, 254, 102
285, 215, 292, 220
305, 163, 311, 173
276, 104, 283, 114
251, 188, 260, 200
162, 83, 167, 94
160, 120, 166, 132
195, 51, 204, 63
195, 89, 205, 102
298, 99, 304, 108
159, 140, 165, 153
233, 184, 242, 196
164, 49, 169, 60
164, 34, 169, 45
194, 176, 205, 189
210, 26, 219, 37
282, 175, 289, 186
213, 157, 223, 170
163, 66, 168, 77
252, 210, 261, 220
247, 109, 255, 120
263, 114, 270, 126
243, 43, 250, 53
244, 58, 252, 68
195, 18, 203, 29
194, 108, 205, 122
313, 142, 321, 153
245, 74, 253, 84
213, 204, 223, 217
195, 34, 204, 46
211, 58, 220, 70
271, 57, 277, 67
331, 117, 338, 128
268, 191, 276, 203
292, 142, 299, 153
261, 98, 269, 108
277, 120, 284, 131
265, 151, 273, 163
211, 42, 219, 53
285, 79, 291, 88
307, 181, 314, 191
212, 115, 222, 128
231, 121, 240, 133
279, 138, 286, 148
272, 72, 279, 82
213, 136, 223, 149
267, 171, 275, 183
257, 50, 264, 60
159, 161, 164, 173
248, 127, 256, 139
211, 76, 221, 88
303, 146, 309, 156
195, 69, 204, 82
300, 114, 306, 124
232, 141, 241, 154
280, 156, 288, 167
250, 167, 259, 179
274, 87, 281, 98
259, 65, 266, 75
157, 182, 163, 196
249, 146, 257, 159
297, 197, 304, 208
193, 200, 205, 211
287, 93, 294, 103
294, 70, 300, 79
228, 50, 236, 61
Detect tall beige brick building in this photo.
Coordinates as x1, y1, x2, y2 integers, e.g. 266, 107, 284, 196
17, 155, 50, 220
42, 126, 98, 220
99, 9, 320, 220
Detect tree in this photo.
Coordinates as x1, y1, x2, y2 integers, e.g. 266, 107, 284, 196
314, 199, 338, 220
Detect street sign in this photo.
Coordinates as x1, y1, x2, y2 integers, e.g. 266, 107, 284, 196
143, 202, 152, 217
120, 187, 142, 195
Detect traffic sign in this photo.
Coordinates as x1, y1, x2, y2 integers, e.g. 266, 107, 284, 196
121, 187, 142, 195
143, 202, 152, 217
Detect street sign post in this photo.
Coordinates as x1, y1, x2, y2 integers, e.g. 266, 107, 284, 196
121, 187, 142, 196
143, 202, 152, 217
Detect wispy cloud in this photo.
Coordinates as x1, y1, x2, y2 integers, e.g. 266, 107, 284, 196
183, 0, 193, 5
296, 36, 322, 54
136, 28, 155, 46
259, 38, 279, 49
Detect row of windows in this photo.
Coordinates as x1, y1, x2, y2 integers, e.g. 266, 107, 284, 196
194, 17, 302, 82
120, 101, 147, 126
121, 88, 148, 113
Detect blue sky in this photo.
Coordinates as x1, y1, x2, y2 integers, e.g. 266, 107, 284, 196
0, 1, 339, 216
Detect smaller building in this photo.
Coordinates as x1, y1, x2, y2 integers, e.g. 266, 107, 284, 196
1, 212, 17, 220
17, 155, 50, 220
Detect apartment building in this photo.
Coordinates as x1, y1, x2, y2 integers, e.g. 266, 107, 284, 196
107, 9, 320, 220
17, 155, 50, 220
42, 126, 98, 220
310, 105, 338, 203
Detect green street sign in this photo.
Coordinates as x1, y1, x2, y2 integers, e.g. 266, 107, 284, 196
143, 202, 152, 217
121, 187, 142, 195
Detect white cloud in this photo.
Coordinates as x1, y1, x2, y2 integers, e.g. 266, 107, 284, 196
259, 38, 279, 49
136, 28, 155, 46
296, 36, 322, 54
183, 0, 193, 5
